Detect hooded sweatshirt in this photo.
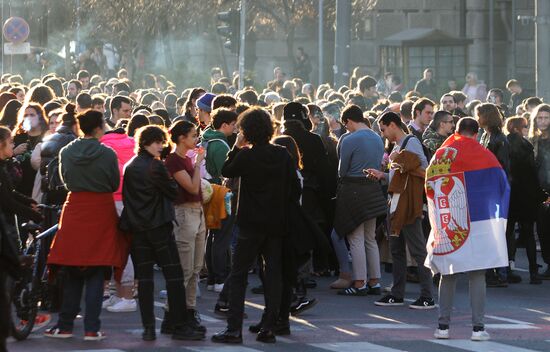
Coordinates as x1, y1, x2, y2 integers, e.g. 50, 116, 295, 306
100, 130, 135, 200
59, 138, 119, 193
202, 128, 230, 185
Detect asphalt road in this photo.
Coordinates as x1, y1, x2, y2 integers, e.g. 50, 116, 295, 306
7, 250, 550, 352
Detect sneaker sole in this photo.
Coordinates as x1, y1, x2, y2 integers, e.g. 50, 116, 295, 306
374, 302, 404, 306
45, 334, 72, 339
409, 304, 436, 310
435, 334, 449, 339
106, 307, 137, 313
471, 336, 490, 341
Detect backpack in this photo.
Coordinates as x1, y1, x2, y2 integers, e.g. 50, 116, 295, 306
401, 135, 433, 164
202, 138, 230, 180
45, 156, 65, 192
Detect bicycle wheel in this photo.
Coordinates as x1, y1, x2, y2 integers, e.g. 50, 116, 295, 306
8, 260, 39, 340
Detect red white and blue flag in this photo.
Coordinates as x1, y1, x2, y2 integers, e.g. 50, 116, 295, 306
424, 133, 510, 275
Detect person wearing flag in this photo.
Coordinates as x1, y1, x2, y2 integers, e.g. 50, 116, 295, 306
425, 117, 510, 342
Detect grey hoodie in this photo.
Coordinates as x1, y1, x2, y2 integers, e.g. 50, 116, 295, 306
59, 138, 119, 193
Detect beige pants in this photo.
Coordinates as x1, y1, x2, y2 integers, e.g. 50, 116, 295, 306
347, 218, 380, 281
174, 204, 206, 309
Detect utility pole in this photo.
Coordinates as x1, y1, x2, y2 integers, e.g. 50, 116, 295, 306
536, 0, 550, 101
333, 0, 351, 88
489, 0, 494, 89
238, 0, 246, 89
318, 0, 324, 85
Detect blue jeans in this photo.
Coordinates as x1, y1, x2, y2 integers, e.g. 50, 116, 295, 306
57, 266, 105, 333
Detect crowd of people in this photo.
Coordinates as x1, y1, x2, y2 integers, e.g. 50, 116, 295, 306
0, 62, 549, 349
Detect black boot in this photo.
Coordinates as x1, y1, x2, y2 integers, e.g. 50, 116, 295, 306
142, 326, 156, 341
188, 309, 207, 333
530, 266, 543, 284
172, 324, 205, 341
274, 318, 290, 335
212, 328, 243, 344
160, 309, 174, 335
507, 267, 522, 284
256, 328, 276, 343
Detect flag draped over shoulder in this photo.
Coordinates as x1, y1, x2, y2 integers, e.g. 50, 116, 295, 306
424, 133, 510, 275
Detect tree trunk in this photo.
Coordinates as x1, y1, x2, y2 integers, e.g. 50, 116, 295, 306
286, 25, 296, 76
161, 20, 174, 69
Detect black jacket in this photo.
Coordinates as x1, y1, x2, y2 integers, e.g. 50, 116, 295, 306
481, 130, 510, 177
222, 144, 300, 236
0, 159, 42, 225
120, 151, 177, 232
39, 125, 77, 203
508, 133, 547, 220
40, 125, 77, 174
283, 121, 335, 225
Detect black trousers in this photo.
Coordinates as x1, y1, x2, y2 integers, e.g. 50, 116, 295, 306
206, 215, 235, 284
506, 217, 538, 272
227, 228, 282, 331
131, 222, 188, 328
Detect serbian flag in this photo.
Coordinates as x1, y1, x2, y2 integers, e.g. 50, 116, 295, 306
424, 133, 510, 275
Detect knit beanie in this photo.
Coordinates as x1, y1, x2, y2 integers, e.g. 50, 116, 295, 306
196, 93, 216, 113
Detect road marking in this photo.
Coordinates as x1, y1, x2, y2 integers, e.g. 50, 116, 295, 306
71, 350, 126, 352
484, 324, 539, 329
429, 339, 541, 352
187, 347, 262, 352
311, 342, 407, 351
245, 300, 318, 329
367, 313, 404, 323
355, 323, 427, 329
486, 315, 534, 325
332, 326, 360, 336
200, 314, 222, 323
484, 315, 538, 330
525, 308, 550, 315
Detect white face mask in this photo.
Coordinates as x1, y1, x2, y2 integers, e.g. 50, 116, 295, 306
22, 118, 32, 132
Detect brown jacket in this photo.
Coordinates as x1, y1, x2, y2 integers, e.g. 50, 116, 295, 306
388, 150, 425, 235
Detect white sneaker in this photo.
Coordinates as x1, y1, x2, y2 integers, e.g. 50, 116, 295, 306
434, 328, 449, 339
471, 330, 490, 341
107, 298, 137, 312
102, 295, 121, 309
214, 283, 224, 293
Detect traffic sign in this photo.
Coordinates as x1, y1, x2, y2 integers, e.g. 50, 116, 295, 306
4, 42, 31, 55
3, 17, 30, 43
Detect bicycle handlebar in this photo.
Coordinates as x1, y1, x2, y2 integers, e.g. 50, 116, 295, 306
35, 224, 59, 240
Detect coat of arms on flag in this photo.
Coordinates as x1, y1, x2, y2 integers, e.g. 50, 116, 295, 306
424, 134, 510, 275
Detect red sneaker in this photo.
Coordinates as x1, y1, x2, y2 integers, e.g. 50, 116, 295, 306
44, 327, 73, 338
84, 331, 106, 341
32, 313, 52, 332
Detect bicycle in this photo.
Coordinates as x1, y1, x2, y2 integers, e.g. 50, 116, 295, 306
7, 204, 60, 341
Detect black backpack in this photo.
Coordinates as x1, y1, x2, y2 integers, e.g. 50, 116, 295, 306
45, 156, 65, 192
